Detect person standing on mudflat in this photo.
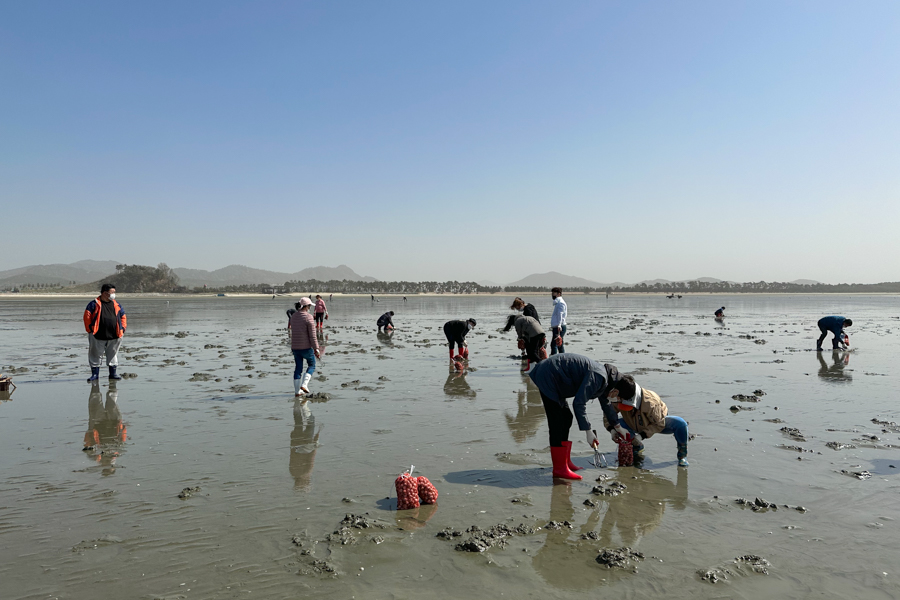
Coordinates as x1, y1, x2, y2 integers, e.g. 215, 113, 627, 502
314, 295, 328, 330
550, 287, 567, 355
84, 284, 126, 382
290, 298, 320, 396
443, 318, 476, 361
527, 354, 625, 480
817, 316, 852, 351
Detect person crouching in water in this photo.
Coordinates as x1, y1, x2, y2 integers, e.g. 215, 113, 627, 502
528, 354, 625, 480
443, 318, 476, 361
604, 375, 689, 467
377, 311, 395, 332
289, 298, 320, 396
504, 314, 547, 372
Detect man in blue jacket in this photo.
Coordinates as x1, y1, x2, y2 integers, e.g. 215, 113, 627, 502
529, 354, 629, 480
817, 316, 852, 351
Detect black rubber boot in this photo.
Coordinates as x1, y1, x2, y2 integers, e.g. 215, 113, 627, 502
109, 366, 122, 380
87, 367, 100, 382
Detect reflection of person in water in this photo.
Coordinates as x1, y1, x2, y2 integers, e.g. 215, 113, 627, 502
504, 377, 545, 443
290, 399, 321, 491
376, 329, 395, 346
532, 470, 688, 589
443, 364, 476, 399
817, 349, 852, 382
82, 381, 126, 476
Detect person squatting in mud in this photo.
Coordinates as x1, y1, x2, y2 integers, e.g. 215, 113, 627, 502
603, 374, 689, 467
377, 311, 395, 332
527, 353, 626, 480
714, 306, 725, 319
289, 298, 320, 396
504, 314, 547, 372
816, 315, 852, 351
550, 287, 567, 355
443, 318, 476, 362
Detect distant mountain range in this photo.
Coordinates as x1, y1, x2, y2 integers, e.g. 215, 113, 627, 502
0, 261, 376, 289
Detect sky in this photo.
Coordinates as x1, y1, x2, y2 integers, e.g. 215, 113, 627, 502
1, 1, 898, 284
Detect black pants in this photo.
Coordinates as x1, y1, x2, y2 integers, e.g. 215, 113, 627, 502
540, 392, 572, 447
315, 312, 325, 325
525, 334, 546, 363
817, 326, 841, 349
443, 324, 465, 350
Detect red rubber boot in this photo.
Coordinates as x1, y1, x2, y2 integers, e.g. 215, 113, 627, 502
550, 445, 582, 480
461, 346, 468, 359
449, 347, 456, 361
561, 440, 584, 471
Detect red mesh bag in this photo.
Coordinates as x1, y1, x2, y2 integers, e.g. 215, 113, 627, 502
618, 439, 634, 467
417, 476, 438, 505
395, 473, 420, 510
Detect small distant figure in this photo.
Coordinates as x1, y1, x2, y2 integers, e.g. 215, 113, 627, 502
371, 294, 375, 302
504, 314, 547, 372
329, 294, 333, 301
550, 287, 567, 355
377, 311, 395, 332
272, 295, 276, 300
510, 297, 540, 323
289, 298, 320, 396
817, 316, 852, 351
314, 295, 328, 330
84, 283, 126, 382
443, 318, 476, 361
403, 296, 408, 302
714, 306, 725, 319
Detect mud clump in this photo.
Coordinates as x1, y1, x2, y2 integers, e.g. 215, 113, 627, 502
732, 394, 760, 403
753, 389, 767, 396
872, 418, 900, 433
780, 427, 806, 442
436, 527, 463, 540
305, 392, 332, 402
736, 497, 777, 512
453, 523, 539, 552
699, 554, 771, 583
730, 405, 755, 412
340, 513, 386, 530
189, 372, 214, 382
595, 547, 644, 570
177, 486, 201, 499
543, 521, 572, 531
592, 481, 627, 497
840, 469, 872, 480
825, 441, 857, 451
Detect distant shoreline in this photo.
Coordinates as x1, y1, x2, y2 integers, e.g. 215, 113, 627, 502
2, 291, 899, 300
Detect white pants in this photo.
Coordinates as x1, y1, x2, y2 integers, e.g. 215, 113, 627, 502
88, 334, 122, 368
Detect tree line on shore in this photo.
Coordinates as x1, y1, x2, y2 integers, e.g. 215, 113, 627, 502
5, 263, 900, 294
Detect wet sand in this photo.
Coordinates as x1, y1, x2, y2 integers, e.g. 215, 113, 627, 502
1, 294, 899, 598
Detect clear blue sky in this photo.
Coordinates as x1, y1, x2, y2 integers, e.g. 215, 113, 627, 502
2, 1, 898, 283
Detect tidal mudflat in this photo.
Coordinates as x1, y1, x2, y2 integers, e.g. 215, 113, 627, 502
1, 294, 898, 599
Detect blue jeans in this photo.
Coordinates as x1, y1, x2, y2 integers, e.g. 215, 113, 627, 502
292, 348, 316, 379
551, 324, 567, 355
618, 415, 688, 445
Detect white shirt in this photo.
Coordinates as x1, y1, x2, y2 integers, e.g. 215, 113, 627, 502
551, 296, 567, 327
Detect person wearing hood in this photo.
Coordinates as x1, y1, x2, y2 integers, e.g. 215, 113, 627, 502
714, 307, 725, 319
504, 314, 547, 372
377, 311, 395, 332
603, 374, 689, 467
817, 316, 852, 351
83, 283, 127, 382
289, 298, 320, 396
527, 354, 627, 480
443, 318, 476, 361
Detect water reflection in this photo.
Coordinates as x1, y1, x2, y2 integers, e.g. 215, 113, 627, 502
505, 377, 544, 443
82, 381, 126, 476
290, 399, 321, 491
376, 330, 395, 347
817, 349, 852, 382
533, 470, 688, 589
443, 366, 476, 399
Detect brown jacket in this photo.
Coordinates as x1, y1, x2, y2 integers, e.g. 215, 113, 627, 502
603, 387, 668, 439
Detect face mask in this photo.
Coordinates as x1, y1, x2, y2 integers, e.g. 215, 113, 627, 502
109, 293, 116, 300
467, 323, 474, 331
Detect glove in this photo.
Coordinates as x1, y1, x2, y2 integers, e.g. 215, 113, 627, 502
632, 433, 643, 443
609, 429, 620, 443
614, 424, 631, 442
585, 430, 599, 449
517, 339, 526, 350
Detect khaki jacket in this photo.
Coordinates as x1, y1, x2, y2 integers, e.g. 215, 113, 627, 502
604, 388, 668, 438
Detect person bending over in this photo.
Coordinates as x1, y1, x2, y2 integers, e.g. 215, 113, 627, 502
377, 311, 395, 332
443, 318, 476, 361
504, 314, 547, 372
510, 297, 541, 323
817, 316, 852, 351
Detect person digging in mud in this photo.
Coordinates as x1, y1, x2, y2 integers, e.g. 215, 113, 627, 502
313, 295, 328, 330
504, 314, 547, 372
527, 354, 628, 480
550, 287, 567, 355
714, 306, 725, 319
817, 316, 852, 351
84, 283, 127, 382
289, 298, 320, 396
603, 374, 690, 467
443, 318, 476, 362
377, 311, 395, 332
